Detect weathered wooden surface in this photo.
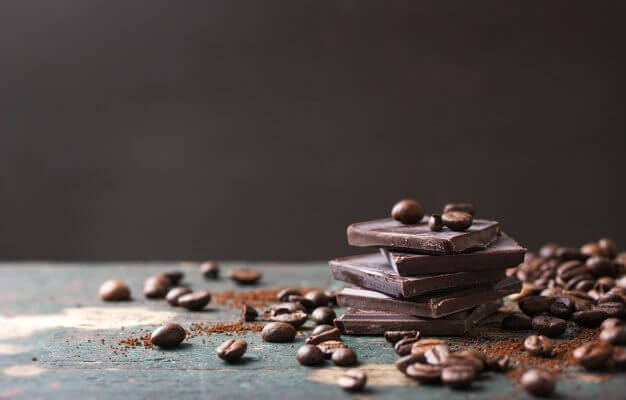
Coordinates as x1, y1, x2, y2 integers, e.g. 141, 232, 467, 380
0, 262, 624, 399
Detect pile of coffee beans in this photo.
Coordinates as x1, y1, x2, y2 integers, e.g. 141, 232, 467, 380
296, 325, 358, 367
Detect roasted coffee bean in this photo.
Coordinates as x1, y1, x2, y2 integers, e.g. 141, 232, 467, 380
277, 288, 301, 302
502, 313, 532, 330
411, 338, 448, 356
557, 260, 587, 281
486, 356, 510, 372
612, 347, 626, 369
261, 322, 296, 342
200, 261, 219, 279
98, 280, 131, 301
573, 341, 613, 369
296, 344, 325, 366
519, 296, 554, 315
531, 316, 567, 337
286, 295, 315, 312
601, 318, 623, 330
305, 327, 341, 345
325, 290, 338, 306
165, 287, 192, 306
270, 311, 308, 328
572, 310, 608, 328
428, 214, 443, 231
269, 302, 306, 316
598, 238, 617, 259
162, 271, 183, 286
331, 347, 358, 366
384, 330, 419, 344
570, 277, 595, 292
311, 307, 336, 325
556, 247, 587, 261
316, 340, 347, 358
549, 297, 575, 319
304, 290, 329, 307
457, 350, 487, 371
395, 335, 421, 356
443, 203, 476, 217
524, 335, 554, 357
312, 324, 335, 335
150, 322, 186, 347
586, 257, 616, 278
441, 365, 475, 389
598, 292, 624, 304
143, 274, 171, 299
442, 353, 483, 372
391, 199, 423, 224
216, 339, 247, 362
177, 291, 211, 311
424, 345, 450, 366
581, 242, 603, 257
240, 303, 258, 322
592, 302, 626, 319
520, 369, 556, 397
599, 327, 626, 345
441, 211, 473, 231
337, 369, 367, 392
564, 290, 595, 311
595, 276, 615, 292
405, 361, 442, 383
539, 243, 560, 259
228, 268, 261, 285
395, 354, 426, 373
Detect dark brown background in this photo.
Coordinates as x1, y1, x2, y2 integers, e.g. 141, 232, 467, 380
1, 1, 624, 261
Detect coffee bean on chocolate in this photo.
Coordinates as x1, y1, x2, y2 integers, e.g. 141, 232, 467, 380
312, 324, 335, 336
166, 287, 192, 306
572, 310, 608, 328
598, 292, 624, 304
441, 211, 473, 231
384, 330, 419, 344
573, 341, 613, 369
520, 369, 556, 397
177, 291, 211, 311
601, 318, 623, 330
311, 307, 336, 325
531, 316, 567, 337
405, 361, 442, 383
443, 203, 476, 217
410, 338, 448, 357
391, 199, 423, 224
395, 335, 421, 356
539, 243, 560, 259
486, 356, 510, 372
331, 347, 358, 366
612, 347, 626, 369
150, 322, 186, 347
98, 280, 131, 301
598, 238, 617, 259
304, 290, 329, 307
581, 242, 603, 257
549, 297, 575, 319
424, 345, 450, 366
395, 354, 426, 373
241, 303, 258, 322
524, 335, 554, 357
228, 268, 261, 285
502, 313, 533, 330
441, 365, 475, 389
592, 302, 626, 319
519, 296, 554, 315
586, 257, 616, 278
270, 311, 308, 328
305, 327, 341, 345
599, 327, 626, 345
143, 274, 171, 299
163, 271, 183, 286
337, 369, 367, 392
428, 214, 443, 231
261, 322, 296, 342
277, 288, 301, 302
316, 340, 347, 358
200, 261, 219, 279
216, 339, 247, 362
296, 344, 325, 366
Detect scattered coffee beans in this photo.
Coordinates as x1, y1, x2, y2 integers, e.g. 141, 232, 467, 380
270, 311, 308, 328
395, 354, 426, 373
441, 211, 473, 231
424, 345, 450, 366
519, 296, 554, 315
441, 365, 475, 389
261, 322, 296, 342
524, 335, 554, 357
531, 316, 567, 337
337, 369, 367, 392
391, 199, 423, 224
305, 327, 341, 345
296, 344, 325, 366
228, 268, 261, 285
410, 338, 448, 357
572, 310, 607, 328
216, 339, 247, 362
394, 335, 421, 356
316, 340, 347, 358
405, 361, 442, 383
165, 287, 192, 306
501, 313, 532, 330
312, 324, 335, 336
428, 214, 443, 231
573, 341, 613, 369
277, 288, 301, 302
287, 295, 315, 312
311, 307, 336, 325
200, 261, 219, 279
98, 280, 131, 301
241, 303, 258, 322
520, 369, 556, 397
304, 290, 329, 307
331, 347, 357, 366
162, 271, 183, 286
548, 297, 575, 319
177, 291, 211, 311
150, 322, 186, 348
384, 330, 419, 344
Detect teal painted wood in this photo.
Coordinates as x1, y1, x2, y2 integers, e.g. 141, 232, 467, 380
0, 262, 624, 399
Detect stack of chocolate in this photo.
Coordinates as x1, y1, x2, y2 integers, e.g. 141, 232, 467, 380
330, 200, 526, 336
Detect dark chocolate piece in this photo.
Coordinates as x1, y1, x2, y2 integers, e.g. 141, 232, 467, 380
334, 301, 501, 336
328, 253, 506, 298
336, 277, 520, 318
381, 233, 526, 276
347, 217, 500, 254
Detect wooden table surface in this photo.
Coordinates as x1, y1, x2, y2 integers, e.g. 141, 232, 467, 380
1, 262, 624, 399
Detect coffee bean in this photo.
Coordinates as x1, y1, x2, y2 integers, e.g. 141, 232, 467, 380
331, 347, 358, 366
143, 274, 171, 299
424, 345, 450, 366
443, 203, 476, 217
277, 288, 301, 302
598, 292, 624, 304
519, 296, 554, 315
337, 369, 367, 392
612, 347, 626, 369
520, 369, 556, 397
581, 242, 603, 257
240, 303, 258, 322
549, 297, 574, 319
572, 310, 608, 328
304, 290, 329, 307
428, 214, 443, 231
598, 238, 617, 259
556, 247, 587, 261
391, 199, 423, 224
216, 339, 247, 362
98, 280, 131, 301
296, 344, 325, 366
442, 353, 483, 373
261, 322, 296, 342
228, 268, 261, 285
305, 327, 341, 345
405, 361, 442, 383
395, 354, 426, 373
557, 260, 587, 282
456, 350, 487, 371
269, 302, 307, 316
395, 335, 421, 356
316, 340, 347, 358
270, 311, 308, 328
564, 290, 595, 311
601, 318, 624, 330
286, 295, 315, 312
531, 316, 567, 337
441, 365, 475, 389
384, 330, 419, 344
599, 327, 626, 345
586, 257, 616, 278
177, 291, 211, 311
524, 335, 554, 357
200, 261, 219, 279
162, 271, 183, 286
486, 356, 510, 372
573, 341, 613, 369
312, 324, 335, 336
441, 211, 473, 231
539, 243, 560, 259
592, 302, 626, 319
501, 313, 532, 330
311, 307, 336, 325
595, 276, 615, 292
165, 287, 192, 306
410, 338, 448, 357
150, 322, 186, 347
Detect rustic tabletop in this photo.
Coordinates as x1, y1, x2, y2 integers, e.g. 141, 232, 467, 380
1, 262, 623, 399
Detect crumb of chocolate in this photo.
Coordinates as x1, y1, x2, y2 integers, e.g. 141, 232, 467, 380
187, 321, 264, 338
118, 333, 153, 349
